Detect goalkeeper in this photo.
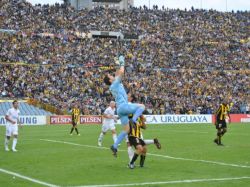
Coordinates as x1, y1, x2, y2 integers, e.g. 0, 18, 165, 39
103, 55, 145, 157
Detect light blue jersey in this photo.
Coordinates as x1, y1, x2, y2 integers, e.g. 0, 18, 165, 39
109, 55, 145, 150
109, 76, 144, 127
109, 76, 128, 107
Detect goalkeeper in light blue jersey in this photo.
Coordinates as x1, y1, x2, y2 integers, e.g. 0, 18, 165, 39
103, 55, 145, 157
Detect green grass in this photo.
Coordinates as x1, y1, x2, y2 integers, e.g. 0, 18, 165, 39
0, 123, 250, 187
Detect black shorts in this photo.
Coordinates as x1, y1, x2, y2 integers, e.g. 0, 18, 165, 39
216, 119, 227, 129
128, 136, 145, 149
72, 121, 78, 126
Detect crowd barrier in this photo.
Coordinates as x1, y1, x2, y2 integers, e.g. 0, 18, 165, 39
49, 115, 102, 125
0, 114, 249, 126
212, 114, 250, 123
0, 116, 46, 125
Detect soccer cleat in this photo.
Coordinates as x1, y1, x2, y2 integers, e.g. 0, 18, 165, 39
5, 147, 10, 151
154, 138, 161, 149
214, 139, 219, 145
98, 141, 102, 147
139, 161, 144, 168
128, 163, 135, 169
110, 145, 117, 157
12, 148, 18, 152
77, 134, 81, 136
70, 133, 73, 136
218, 143, 224, 146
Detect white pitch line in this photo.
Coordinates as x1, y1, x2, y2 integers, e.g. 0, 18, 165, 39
0, 168, 58, 187
164, 130, 208, 134
40, 139, 110, 150
146, 153, 250, 169
40, 139, 250, 169
72, 176, 250, 187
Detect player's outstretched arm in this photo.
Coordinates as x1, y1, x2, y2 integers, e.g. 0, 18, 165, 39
115, 55, 125, 78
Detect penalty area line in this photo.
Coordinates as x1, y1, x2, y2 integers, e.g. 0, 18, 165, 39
0, 168, 58, 187
40, 139, 250, 169
72, 176, 250, 187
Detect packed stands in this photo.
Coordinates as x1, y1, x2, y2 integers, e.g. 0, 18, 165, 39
0, 0, 249, 114
0, 101, 52, 115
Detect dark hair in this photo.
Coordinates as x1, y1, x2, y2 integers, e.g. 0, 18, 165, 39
103, 75, 111, 85
130, 94, 137, 102
128, 113, 133, 119
13, 100, 18, 105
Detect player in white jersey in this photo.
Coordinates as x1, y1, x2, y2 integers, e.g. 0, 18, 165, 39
98, 101, 118, 146
4, 100, 21, 152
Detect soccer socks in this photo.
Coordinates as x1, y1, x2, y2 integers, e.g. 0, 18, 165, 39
114, 131, 127, 149
140, 155, 146, 167
218, 130, 226, 145
70, 127, 79, 135
5, 138, 9, 149
75, 128, 79, 134
144, 139, 154, 145
217, 132, 222, 144
5, 137, 18, 151
112, 134, 117, 144
127, 146, 134, 161
221, 130, 226, 136
70, 127, 74, 134
12, 138, 17, 150
132, 106, 145, 123
98, 132, 104, 142
130, 153, 139, 165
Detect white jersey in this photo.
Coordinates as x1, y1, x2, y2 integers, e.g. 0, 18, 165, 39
101, 107, 116, 132
102, 107, 115, 125
6, 107, 20, 136
6, 108, 20, 125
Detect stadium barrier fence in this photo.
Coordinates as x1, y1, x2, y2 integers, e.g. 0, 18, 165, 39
0, 115, 249, 126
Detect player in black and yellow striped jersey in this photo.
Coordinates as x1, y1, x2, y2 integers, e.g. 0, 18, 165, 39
129, 115, 146, 138
70, 103, 80, 135
128, 115, 147, 169
214, 101, 233, 145
126, 93, 161, 168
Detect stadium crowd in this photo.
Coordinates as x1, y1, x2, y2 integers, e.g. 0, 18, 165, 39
0, 0, 249, 114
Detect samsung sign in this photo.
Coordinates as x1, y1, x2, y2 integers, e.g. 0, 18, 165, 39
0, 116, 46, 126
145, 115, 212, 124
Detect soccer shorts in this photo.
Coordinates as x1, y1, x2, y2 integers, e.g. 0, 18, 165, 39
102, 123, 115, 133
72, 120, 78, 126
128, 136, 145, 149
117, 103, 143, 125
6, 124, 18, 136
216, 119, 227, 129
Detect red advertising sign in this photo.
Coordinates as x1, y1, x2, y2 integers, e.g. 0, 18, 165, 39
230, 114, 250, 123
80, 115, 102, 124
49, 115, 102, 125
50, 115, 71, 125
212, 114, 250, 123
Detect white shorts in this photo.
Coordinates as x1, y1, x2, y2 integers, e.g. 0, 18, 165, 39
102, 123, 115, 133
6, 124, 18, 136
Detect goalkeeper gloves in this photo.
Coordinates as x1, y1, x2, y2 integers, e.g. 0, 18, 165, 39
119, 55, 125, 66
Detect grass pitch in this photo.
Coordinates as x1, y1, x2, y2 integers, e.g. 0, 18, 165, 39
0, 123, 250, 187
